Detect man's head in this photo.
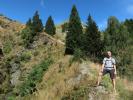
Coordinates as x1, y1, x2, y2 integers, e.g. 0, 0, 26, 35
107, 51, 112, 58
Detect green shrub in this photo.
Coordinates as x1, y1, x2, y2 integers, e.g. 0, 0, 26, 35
20, 52, 31, 62
3, 40, 13, 54
7, 96, 16, 100
19, 58, 53, 96
73, 48, 83, 62
116, 79, 133, 100
33, 50, 39, 56
21, 27, 35, 48
102, 75, 112, 91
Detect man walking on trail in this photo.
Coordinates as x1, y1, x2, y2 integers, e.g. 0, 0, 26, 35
97, 51, 117, 92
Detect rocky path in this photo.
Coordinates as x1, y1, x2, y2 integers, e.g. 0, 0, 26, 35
79, 61, 119, 100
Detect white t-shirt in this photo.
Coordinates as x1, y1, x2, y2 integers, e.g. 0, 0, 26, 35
103, 57, 116, 70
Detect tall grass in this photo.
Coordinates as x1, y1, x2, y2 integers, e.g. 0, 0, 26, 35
19, 57, 53, 96
116, 79, 133, 100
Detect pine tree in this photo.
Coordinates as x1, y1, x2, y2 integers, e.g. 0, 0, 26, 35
116, 24, 129, 49
26, 18, 32, 27
84, 15, 103, 57
124, 19, 133, 37
45, 16, 56, 36
65, 5, 83, 54
115, 24, 131, 77
21, 11, 43, 48
124, 19, 133, 44
61, 22, 69, 32
104, 16, 120, 54
32, 11, 43, 33
104, 17, 132, 78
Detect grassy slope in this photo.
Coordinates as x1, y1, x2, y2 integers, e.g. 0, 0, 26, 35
0, 15, 65, 99
28, 58, 133, 100
0, 16, 133, 100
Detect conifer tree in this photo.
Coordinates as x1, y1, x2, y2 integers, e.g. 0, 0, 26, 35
45, 16, 56, 36
124, 19, 133, 38
104, 16, 120, 54
21, 11, 43, 48
65, 5, 83, 54
124, 19, 133, 44
61, 22, 69, 32
26, 18, 32, 27
84, 15, 103, 56
104, 17, 132, 77
32, 11, 43, 33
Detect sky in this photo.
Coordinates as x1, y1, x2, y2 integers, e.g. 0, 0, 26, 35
0, 0, 133, 30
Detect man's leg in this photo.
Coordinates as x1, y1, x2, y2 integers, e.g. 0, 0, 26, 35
96, 69, 107, 86
110, 69, 116, 93
112, 78, 116, 92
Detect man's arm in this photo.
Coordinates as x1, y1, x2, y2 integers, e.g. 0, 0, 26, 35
101, 58, 106, 72
101, 64, 104, 72
113, 58, 117, 74
114, 64, 117, 74
99, 64, 104, 76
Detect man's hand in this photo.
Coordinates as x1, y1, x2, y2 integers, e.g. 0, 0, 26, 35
99, 70, 103, 76
99, 64, 104, 76
114, 71, 117, 75
100, 70, 103, 73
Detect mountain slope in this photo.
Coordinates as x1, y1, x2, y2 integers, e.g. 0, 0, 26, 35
22, 55, 133, 100
0, 15, 133, 100
0, 15, 65, 99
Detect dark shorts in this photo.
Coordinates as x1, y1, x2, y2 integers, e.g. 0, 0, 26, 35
102, 69, 116, 79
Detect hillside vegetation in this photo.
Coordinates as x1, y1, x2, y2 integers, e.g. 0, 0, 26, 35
0, 5, 133, 100
0, 14, 65, 99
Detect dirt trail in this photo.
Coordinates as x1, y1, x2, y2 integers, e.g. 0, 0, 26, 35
80, 61, 119, 100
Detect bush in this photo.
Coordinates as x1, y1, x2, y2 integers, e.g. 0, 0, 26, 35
102, 75, 112, 91
116, 79, 133, 100
19, 58, 53, 96
21, 27, 35, 48
33, 50, 39, 56
7, 96, 16, 100
20, 52, 31, 62
3, 40, 13, 54
72, 48, 83, 62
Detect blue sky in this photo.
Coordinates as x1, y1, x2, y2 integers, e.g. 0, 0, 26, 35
0, 0, 133, 30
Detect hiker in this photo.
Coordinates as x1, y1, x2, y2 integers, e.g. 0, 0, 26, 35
97, 51, 117, 92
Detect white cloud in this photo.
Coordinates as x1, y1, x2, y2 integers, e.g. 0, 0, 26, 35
127, 5, 133, 15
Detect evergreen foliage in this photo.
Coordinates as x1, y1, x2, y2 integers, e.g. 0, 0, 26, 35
65, 5, 83, 54
32, 11, 43, 33
21, 11, 43, 48
45, 16, 56, 36
84, 15, 103, 57
104, 16, 132, 79
61, 22, 69, 32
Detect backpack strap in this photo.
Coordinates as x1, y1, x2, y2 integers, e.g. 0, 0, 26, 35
105, 57, 114, 68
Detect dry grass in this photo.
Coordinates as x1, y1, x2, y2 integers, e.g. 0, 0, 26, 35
1, 16, 133, 100
23, 56, 81, 100
23, 57, 102, 100
12, 58, 130, 100
122, 78, 133, 92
